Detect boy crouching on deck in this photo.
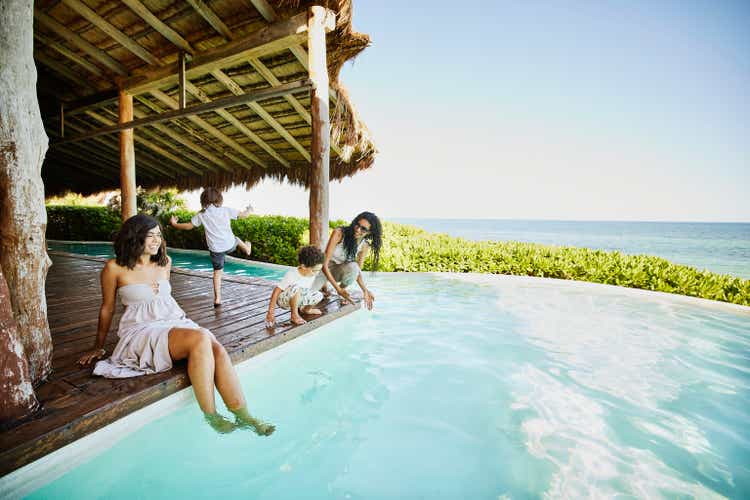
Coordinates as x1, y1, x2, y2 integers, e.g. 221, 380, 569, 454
266, 246, 325, 327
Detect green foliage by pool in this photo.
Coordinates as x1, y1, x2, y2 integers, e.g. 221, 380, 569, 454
45, 206, 750, 306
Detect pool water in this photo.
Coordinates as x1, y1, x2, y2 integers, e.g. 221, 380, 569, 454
29, 246, 750, 498
47, 241, 286, 281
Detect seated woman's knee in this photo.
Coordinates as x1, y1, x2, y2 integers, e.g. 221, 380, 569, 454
211, 338, 229, 359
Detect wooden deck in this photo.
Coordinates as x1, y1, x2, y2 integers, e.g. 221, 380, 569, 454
0, 252, 358, 477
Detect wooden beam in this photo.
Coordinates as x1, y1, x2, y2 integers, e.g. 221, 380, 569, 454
150, 88, 264, 170
130, 100, 233, 174
308, 6, 334, 248
210, 69, 311, 162
120, 12, 309, 95
121, 0, 194, 53
178, 52, 187, 109
248, 0, 277, 22
52, 80, 311, 145
61, 0, 161, 66
119, 91, 137, 220
33, 32, 105, 78
240, 1, 342, 154
33, 50, 98, 93
183, 81, 286, 168
34, 8, 128, 76
186, 0, 233, 40
85, 109, 211, 176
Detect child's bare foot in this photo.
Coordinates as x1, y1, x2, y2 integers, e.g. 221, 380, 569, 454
301, 307, 322, 316
291, 315, 307, 325
238, 240, 252, 256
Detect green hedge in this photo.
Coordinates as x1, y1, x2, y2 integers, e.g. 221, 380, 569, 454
45, 206, 750, 306
377, 222, 750, 306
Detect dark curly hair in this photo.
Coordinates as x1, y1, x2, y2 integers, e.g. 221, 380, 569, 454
298, 245, 325, 267
340, 212, 382, 271
114, 214, 168, 269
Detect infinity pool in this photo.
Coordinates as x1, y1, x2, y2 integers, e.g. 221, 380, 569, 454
24, 243, 750, 498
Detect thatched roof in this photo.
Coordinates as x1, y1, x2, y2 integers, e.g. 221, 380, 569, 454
34, 0, 376, 196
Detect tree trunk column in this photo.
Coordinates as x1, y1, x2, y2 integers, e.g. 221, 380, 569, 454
0, 0, 53, 386
119, 90, 136, 220
0, 269, 39, 425
307, 6, 335, 249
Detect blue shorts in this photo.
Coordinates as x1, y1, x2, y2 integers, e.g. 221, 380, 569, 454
209, 238, 239, 270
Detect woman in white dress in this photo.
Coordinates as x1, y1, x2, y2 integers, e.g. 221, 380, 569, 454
77, 214, 273, 435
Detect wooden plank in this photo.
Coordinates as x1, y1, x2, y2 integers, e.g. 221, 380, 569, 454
34, 8, 128, 76
186, 0, 233, 40
52, 80, 311, 146
120, 12, 309, 95
183, 81, 281, 168
61, 0, 161, 66
308, 6, 333, 248
33, 51, 98, 93
210, 69, 311, 162
33, 31, 105, 78
119, 91, 137, 220
150, 88, 264, 170
121, 0, 194, 53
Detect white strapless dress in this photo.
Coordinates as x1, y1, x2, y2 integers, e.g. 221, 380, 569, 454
93, 279, 201, 378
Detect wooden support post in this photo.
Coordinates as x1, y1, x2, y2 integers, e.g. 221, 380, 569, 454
59, 101, 64, 137
307, 6, 335, 249
118, 90, 137, 220
178, 52, 186, 109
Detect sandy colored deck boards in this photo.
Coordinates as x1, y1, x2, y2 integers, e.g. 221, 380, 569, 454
0, 251, 358, 477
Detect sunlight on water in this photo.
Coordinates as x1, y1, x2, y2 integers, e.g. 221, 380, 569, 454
29, 250, 750, 499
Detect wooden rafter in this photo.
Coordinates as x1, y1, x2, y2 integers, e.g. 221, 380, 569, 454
148, 89, 265, 170
120, 12, 310, 95
34, 8, 127, 76
121, 0, 194, 54
184, 81, 289, 168
210, 69, 311, 162
34, 50, 98, 93
33, 32, 105, 78
52, 80, 311, 146
61, 0, 161, 66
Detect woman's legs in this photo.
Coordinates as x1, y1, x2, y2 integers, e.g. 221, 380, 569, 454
169, 327, 274, 435
168, 328, 217, 414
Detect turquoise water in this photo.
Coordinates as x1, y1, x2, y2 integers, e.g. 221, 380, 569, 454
394, 219, 750, 279
47, 242, 285, 281
28, 246, 750, 498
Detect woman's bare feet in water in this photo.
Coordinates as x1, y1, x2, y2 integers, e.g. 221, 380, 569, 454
204, 412, 237, 434
300, 306, 322, 316
230, 406, 275, 436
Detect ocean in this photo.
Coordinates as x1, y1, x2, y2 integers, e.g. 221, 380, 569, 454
391, 219, 750, 280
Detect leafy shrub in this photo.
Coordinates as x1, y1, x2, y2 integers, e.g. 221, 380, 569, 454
45, 207, 750, 306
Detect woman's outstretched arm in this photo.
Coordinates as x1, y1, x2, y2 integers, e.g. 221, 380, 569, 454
78, 260, 118, 365
356, 244, 375, 310
320, 228, 353, 304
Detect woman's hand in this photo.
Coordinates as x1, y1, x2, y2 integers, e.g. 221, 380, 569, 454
78, 348, 106, 366
363, 289, 375, 310
338, 289, 354, 305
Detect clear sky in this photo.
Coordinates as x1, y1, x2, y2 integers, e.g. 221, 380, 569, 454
187, 0, 750, 222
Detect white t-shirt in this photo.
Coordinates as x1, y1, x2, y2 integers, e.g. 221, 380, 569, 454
277, 267, 315, 291
190, 205, 239, 253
